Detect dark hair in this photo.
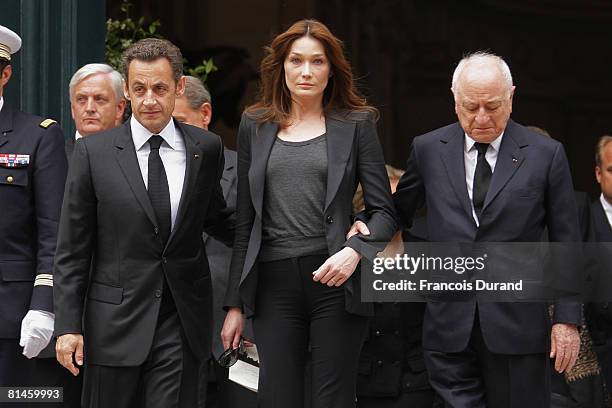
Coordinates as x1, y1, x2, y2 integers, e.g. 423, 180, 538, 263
121, 38, 183, 83
0, 60, 9, 74
247, 19, 377, 127
596, 135, 612, 166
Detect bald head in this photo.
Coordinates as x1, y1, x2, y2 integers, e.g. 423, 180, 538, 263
451, 52, 516, 143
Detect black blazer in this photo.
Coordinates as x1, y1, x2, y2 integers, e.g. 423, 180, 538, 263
54, 119, 233, 366
203, 148, 254, 358
592, 199, 612, 242
224, 111, 397, 317
394, 119, 582, 354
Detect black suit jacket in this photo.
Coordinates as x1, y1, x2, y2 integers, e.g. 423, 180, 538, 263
0, 105, 67, 339
203, 148, 254, 358
592, 199, 612, 242
54, 119, 233, 366
224, 111, 397, 317
394, 119, 582, 354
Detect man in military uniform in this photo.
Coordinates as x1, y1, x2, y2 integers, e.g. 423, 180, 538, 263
0, 25, 72, 405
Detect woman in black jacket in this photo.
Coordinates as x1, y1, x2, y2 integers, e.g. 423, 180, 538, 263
221, 19, 396, 408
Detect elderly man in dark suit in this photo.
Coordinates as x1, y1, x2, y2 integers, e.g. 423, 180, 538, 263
354, 51, 582, 408
173, 75, 255, 408
65, 63, 126, 157
54, 39, 232, 408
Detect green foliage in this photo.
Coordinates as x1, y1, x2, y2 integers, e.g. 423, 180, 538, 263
105, 2, 161, 72
105, 1, 216, 86
186, 58, 218, 84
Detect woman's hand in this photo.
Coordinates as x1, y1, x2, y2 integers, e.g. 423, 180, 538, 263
312, 247, 361, 287
221, 307, 245, 350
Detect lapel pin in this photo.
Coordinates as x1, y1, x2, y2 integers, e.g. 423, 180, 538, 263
194, 154, 200, 160
512, 157, 518, 163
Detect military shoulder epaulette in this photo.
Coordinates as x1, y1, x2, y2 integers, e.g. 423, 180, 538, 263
39, 118, 57, 129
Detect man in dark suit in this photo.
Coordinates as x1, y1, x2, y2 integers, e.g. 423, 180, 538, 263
173, 75, 255, 408
592, 135, 612, 243
355, 51, 582, 407
54, 38, 232, 408
589, 135, 612, 393
0, 25, 75, 407
66, 63, 126, 157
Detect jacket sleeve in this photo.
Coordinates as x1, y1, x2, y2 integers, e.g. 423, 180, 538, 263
345, 115, 398, 260
202, 139, 235, 247
392, 139, 426, 230
223, 114, 256, 310
53, 139, 97, 335
30, 123, 68, 312
546, 143, 582, 325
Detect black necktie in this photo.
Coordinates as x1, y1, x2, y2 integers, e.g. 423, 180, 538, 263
472, 142, 492, 219
147, 135, 171, 245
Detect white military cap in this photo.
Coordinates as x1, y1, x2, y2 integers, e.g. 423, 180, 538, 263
0, 25, 22, 62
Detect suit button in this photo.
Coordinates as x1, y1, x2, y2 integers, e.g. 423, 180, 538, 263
6, 175, 14, 184
376, 360, 383, 367
155, 290, 162, 298
394, 330, 400, 336
326, 216, 333, 224
374, 330, 381, 337
162, 257, 167, 264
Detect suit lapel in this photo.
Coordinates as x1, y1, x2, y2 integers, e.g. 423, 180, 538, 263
440, 124, 474, 222
114, 122, 157, 228
482, 120, 526, 212
248, 121, 277, 218
324, 115, 355, 211
0, 105, 13, 148
168, 121, 203, 247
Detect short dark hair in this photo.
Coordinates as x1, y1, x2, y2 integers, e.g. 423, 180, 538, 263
596, 135, 612, 166
121, 38, 183, 83
0, 60, 9, 73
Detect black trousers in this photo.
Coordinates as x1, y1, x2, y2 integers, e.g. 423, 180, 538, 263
0, 338, 82, 408
423, 313, 549, 408
82, 312, 199, 408
253, 254, 369, 408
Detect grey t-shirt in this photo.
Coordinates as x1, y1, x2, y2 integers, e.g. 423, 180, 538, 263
260, 133, 329, 262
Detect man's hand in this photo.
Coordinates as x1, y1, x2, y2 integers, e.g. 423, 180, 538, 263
56, 334, 84, 376
221, 307, 244, 351
550, 323, 580, 373
346, 220, 370, 240
313, 247, 361, 287
19, 310, 54, 359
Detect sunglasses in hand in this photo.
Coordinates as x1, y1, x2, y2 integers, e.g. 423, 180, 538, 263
218, 338, 246, 368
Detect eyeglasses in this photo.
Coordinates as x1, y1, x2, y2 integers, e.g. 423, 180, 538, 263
217, 338, 245, 368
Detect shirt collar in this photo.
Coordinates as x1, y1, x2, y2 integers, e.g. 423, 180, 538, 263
75, 130, 83, 140
601, 193, 612, 219
130, 116, 178, 151
464, 131, 504, 154
0, 96, 4, 113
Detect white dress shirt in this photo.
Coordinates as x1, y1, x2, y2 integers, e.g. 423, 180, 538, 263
600, 194, 612, 229
464, 132, 504, 226
75, 131, 83, 140
0, 96, 4, 113
130, 117, 186, 230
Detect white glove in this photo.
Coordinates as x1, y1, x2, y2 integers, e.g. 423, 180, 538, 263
19, 310, 55, 359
